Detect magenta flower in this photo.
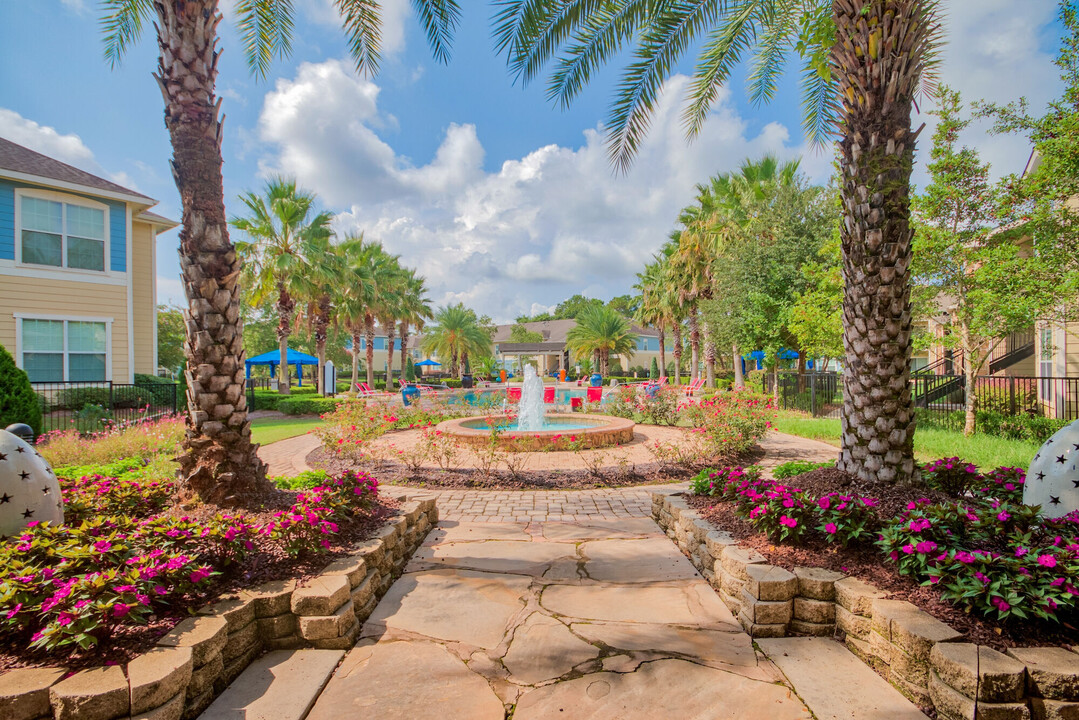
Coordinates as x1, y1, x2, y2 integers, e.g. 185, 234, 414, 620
901, 544, 915, 555
1015, 546, 1028, 558
112, 603, 131, 618
825, 523, 838, 534
915, 541, 937, 554
779, 515, 798, 528
991, 596, 1010, 612
1037, 554, 1057, 569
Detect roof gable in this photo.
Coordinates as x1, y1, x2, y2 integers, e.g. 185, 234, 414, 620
0, 136, 153, 203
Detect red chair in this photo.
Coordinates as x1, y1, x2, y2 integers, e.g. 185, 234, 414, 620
570, 397, 583, 410
586, 386, 603, 403
543, 387, 555, 403
508, 387, 522, 402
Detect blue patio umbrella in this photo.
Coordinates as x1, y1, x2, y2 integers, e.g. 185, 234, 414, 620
414, 359, 441, 366
245, 348, 319, 386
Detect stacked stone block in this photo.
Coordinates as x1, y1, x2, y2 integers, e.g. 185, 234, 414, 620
930, 643, 1029, 720
294, 574, 361, 650
835, 576, 888, 661
156, 615, 228, 719
198, 595, 262, 694
250, 579, 300, 651
717, 545, 767, 617
738, 564, 796, 637
0, 667, 65, 720
791, 567, 843, 636
1007, 648, 1079, 719
870, 598, 964, 706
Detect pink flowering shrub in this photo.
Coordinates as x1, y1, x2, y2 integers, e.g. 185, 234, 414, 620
815, 493, 878, 546
680, 392, 773, 460
732, 480, 815, 543
921, 457, 982, 497
974, 467, 1025, 504
0, 470, 381, 654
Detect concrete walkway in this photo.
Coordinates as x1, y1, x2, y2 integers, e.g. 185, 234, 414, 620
306, 517, 812, 719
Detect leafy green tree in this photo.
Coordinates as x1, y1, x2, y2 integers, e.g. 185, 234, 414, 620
509, 324, 544, 343
789, 237, 844, 371
495, 0, 944, 484
405, 356, 416, 382
156, 304, 186, 375
398, 269, 434, 388
553, 294, 604, 319
100, 0, 463, 503
566, 305, 639, 376
913, 86, 1070, 436
232, 177, 332, 395
649, 357, 659, 380
607, 294, 640, 317
421, 304, 493, 378
0, 345, 42, 436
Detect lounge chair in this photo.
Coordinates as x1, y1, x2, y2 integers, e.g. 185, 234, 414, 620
543, 387, 556, 403
586, 386, 603, 403
683, 378, 705, 396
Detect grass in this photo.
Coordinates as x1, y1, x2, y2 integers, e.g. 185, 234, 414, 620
771, 411, 1039, 470
250, 416, 324, 445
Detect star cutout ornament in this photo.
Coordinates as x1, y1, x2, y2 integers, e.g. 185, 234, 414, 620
1025, 419, 1079, 519
0, 430, 63, 535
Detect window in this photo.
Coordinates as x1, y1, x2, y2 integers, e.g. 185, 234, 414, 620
20, 319, 108, 382
1039, 326, 1054, 403
20, 194, 107, 271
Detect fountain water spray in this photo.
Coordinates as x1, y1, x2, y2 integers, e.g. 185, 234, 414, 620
517, 365, 547, 431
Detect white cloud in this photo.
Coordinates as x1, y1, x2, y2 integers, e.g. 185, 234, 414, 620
302, 0, 410, 56
255, 61, 798, 321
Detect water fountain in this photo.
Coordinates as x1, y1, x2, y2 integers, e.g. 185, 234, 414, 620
516, 365, 547, 431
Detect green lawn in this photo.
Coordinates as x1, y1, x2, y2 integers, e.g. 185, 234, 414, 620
250, 416, 324, 445
771, 411, 1039, 470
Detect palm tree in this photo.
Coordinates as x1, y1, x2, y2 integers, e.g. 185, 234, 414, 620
495, 1, 942, 484
338, 235, 379, 389
232, 178, 332, 396
634, 258, 671, 380
421, 304, 492, 378
298, 237, 344, 395
101, 0, 463, 504
398, 270, 433, 386
566, 305, 639, 376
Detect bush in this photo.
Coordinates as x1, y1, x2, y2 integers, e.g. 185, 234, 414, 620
0, 345, 43, 436
132, 376, 180, 409
921, 457, 983, 497
53, 386, 111, 412
714, 379, 732, 392
37, 415, 185, 467
277, 396, 339, 415
773, 460, 834, 479
681, 391, 774, 459
649, 358, 659, 379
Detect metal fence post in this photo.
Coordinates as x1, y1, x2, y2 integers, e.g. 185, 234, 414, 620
810, 373, 817, 417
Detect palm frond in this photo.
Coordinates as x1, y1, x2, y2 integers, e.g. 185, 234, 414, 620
799, 54, 839, 146
335, 0, 383, 76
607, 0, 726, 173
745, 0, 797, 107
413, 0, 462, 64
493, 0, 608, 84
100, 0, 153, 67
681, 0, 762, 142
235, 0, 296, 80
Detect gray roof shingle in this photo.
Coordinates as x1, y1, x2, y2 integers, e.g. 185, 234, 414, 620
0, 136, 154, 202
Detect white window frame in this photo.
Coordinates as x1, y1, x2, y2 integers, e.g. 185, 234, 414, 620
14, 188, 112, 276
14, 313, 114, 382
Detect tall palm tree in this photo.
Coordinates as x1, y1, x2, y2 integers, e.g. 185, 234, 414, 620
298, 237, 344, 395
398, 270, 433, 385
566, 305, 639, 376
232, 178, 332, 396
338, 235, 379, 388
634, 258, 671, 380
421, 304, 492, 378
101, 0, 463, 504
494, 1, 942, 484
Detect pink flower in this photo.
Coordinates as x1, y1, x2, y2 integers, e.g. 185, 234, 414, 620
915, 541, 937, 554
1014, 546, 1028, 558
997, 511, 1011, 522
189, 568, 210, 583
93, 540, 112, 553
779, 515, 798, 528
825, 523, 838, 534
901, 544, 915, 555
112, 603, 131, 618
5, 603, 23, 619
1037, 554, 1057, 569
991, 596, 1010, 612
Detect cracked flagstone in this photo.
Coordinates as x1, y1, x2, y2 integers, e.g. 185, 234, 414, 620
310, 516, 810, 718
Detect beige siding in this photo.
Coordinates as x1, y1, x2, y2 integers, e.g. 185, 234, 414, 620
0, 276, 130, 381
131, 221, 156, 375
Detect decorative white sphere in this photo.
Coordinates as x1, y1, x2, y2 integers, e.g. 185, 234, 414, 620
1024, 419, 1079, 519
0, 429, 64, 538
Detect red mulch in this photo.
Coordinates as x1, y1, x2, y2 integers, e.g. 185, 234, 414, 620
307, 446, 765, 491
0, 491, 399, 674
686, 493, 1079, 652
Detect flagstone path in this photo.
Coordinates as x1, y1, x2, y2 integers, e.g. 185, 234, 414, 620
306, 517, 813, 720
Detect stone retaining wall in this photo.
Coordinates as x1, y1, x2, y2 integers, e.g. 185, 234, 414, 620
0, 497, 437, 720
652, 492, 1079, 719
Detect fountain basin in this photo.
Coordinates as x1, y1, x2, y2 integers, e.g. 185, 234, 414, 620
436, 413, 635, 451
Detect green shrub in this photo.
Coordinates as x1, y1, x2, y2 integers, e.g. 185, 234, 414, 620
772, 460, 834, 479
0, 344, 42, 436
132, 375, 180, 408
272, 470, 330, 490
53, 386, 111, 411
277, 396, 339, 415
715, 379, 732, 391
649, 358, 659, 379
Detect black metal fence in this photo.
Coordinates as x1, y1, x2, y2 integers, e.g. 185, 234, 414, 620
32, 381, 180, 435
764, 372, 1079, 428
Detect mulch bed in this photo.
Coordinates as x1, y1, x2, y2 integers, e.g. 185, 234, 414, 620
0, 490, 399, 674
308, 445, 766, 490
686, 472, 1079, 652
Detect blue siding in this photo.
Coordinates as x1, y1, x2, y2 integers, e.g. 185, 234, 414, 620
0, 180, 127, 271
356, 337, 403, 351
0, 182, 14, 260
637, 337, 660, 351
108, 202, 125, 272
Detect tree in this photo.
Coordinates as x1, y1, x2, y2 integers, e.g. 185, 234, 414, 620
101, 0, 463, 504
495, 0, 943, 484
789, 236, 844, 372
649, 357, 659, 380
509, 324, 544, 343
607, 294, 640, 317
554, 294, 604, 319
421, 304, 493, 378
398, 269, 433, 389
337, 235, 380, 389
566, 304, 638, 376
0, 345, 42, 436
913, 86, 1069, 435
231, 177, 332, 395
156, 304, 186, 374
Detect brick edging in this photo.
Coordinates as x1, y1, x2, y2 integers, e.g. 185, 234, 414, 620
0, 496, 438, 720
652, 492, 1079, 719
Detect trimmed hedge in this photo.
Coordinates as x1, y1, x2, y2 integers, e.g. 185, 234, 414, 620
276, 396, 339, 415
0, 344, 42, 435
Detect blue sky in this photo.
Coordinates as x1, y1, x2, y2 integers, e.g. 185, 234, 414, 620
0, 0, 1065, 322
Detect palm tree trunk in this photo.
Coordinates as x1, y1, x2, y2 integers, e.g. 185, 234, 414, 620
315, 294, 329, 395
658, 327, 666, 380
399, 321, 410, 383
833, 0, 926, 485
704, 333, 715, 391
156, 0, 268, 504
364, 313, 375, 388
689, 310, 700, 382
672, 325, 683, 385
386, 323, 396, 388
276, 282, 293, 395
733, 344, 744, 389
351, 328, 361, 387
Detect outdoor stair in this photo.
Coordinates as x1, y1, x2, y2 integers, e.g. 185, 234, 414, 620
199, 649, 344, 720
988, 338, 1035, 374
